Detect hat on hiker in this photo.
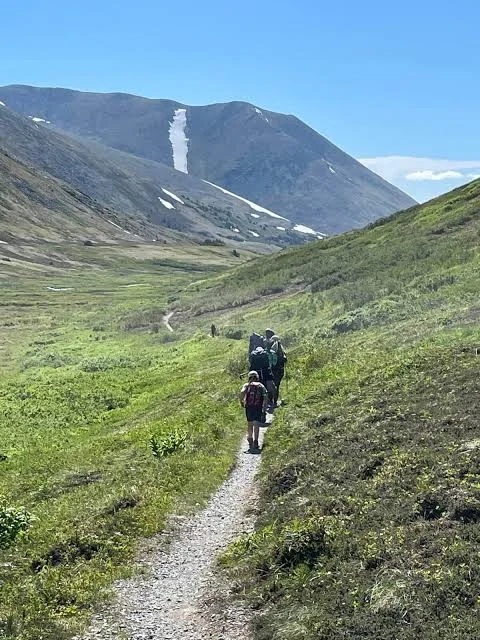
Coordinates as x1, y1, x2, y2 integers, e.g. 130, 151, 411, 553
248, 370, 259, 381
265, 328, 274, 337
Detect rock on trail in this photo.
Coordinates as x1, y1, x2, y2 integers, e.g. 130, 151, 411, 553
78, 428, 268, 640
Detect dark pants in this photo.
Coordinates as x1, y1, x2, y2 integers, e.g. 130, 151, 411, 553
272, 367, 284, 403
256, 368, 276, 404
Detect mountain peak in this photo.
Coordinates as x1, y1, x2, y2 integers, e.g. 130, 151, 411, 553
0, 84, 416, 234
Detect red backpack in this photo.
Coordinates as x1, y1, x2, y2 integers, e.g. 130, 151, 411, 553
245, 382, 264, 408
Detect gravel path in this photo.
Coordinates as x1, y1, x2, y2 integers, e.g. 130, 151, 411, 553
163, 311, 174, 333
78, 419, 271, 640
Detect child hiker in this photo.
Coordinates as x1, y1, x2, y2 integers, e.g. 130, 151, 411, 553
239, 370, 268, 453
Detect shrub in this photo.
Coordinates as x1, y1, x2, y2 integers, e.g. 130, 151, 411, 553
276, 518, 327, 568
0, 498, 32, 548
224, 327, 245, 340
79, 355, 141, 372
201, 239, 225, 246
150, 430, 188, 458
121, 308, 166, 331
22, 353, 73, 370
225, 353, 247, 378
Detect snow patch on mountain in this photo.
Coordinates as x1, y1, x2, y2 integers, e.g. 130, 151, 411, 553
108, 220, 131, 234
276, 226, 286, 231
233, 228, 240, 233
328, 165, 336, 174
293, 224, 318, 235
254, 106, 269, 124
169, 108, 189, 173
0, 101, 5, 107
248, 230, 260, 238
158, 197, 175, 210
161, 188, 184, 204
250, 213, 260, 218
202, 180, 288, 220
28, 116, 51, 124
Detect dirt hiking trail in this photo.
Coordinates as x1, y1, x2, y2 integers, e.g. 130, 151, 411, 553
163, 311, 175, 333
78, 421, 271, 640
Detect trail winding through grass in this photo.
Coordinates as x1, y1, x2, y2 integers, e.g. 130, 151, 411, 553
163, 311, 175, 332
79, 427, 269, 640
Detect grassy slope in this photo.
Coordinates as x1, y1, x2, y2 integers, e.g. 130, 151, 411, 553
2, 178, 480, 639
0, 244, 252, 639
203, 181, 480, 639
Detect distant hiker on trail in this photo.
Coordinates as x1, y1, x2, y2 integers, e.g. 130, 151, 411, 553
265, 329, 287, 407
249, 343, 276, 407
211, 324, 217, 338
240, 371, 268, 454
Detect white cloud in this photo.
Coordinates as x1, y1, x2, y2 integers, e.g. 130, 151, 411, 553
359, 156, 480, 182
406, 170, 465, 181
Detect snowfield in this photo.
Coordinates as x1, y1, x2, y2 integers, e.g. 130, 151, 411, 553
202, 180, 288, 220
28, 116, 51, 124
293, 224, 318, 235
169, 109, 189, 173
161, 188, 184, 204
158, 197, 175, 210
0, 101, 5, 107
248, 230, 260, 238
250, 213, 260, 218
276, 226, 286, 231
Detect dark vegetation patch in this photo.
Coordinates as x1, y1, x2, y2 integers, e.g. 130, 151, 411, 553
120, 307, 166, 331
31, 537, 103, 573
224, 340, 480, 640
224, 327, 245, 340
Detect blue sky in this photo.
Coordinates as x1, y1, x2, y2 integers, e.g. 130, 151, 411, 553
2, 0, 479, 202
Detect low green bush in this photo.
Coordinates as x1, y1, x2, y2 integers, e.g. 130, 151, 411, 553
150, 430, 188, 458
0, 499, 32, 549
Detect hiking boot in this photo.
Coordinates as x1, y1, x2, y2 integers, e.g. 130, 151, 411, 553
247, 437, 254, 453
251, 440, 261, 454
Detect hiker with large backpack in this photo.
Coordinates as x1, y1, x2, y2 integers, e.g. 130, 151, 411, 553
265, 328, 287, 407
249, 342, 276, 406
240, 370, 268, 453
248, 331, 265, 354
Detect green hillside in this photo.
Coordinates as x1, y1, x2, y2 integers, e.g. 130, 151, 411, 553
1, 178, 479, 639
213, 180, 480, 639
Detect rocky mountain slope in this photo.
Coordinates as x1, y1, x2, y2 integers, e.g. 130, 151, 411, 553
0, 149, 159, 244
0, 85, 416, 233
0, 103, 314, 247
